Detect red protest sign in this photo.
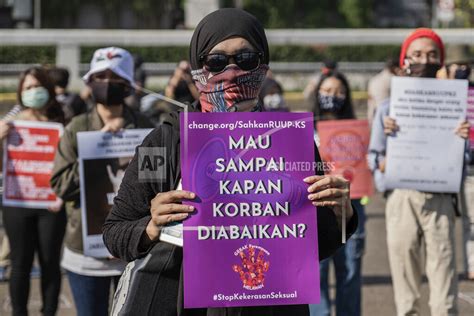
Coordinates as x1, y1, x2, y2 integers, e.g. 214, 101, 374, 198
317, 119, 373, 199
2, 121, 63, 208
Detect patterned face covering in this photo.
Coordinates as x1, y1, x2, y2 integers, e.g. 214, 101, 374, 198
192, 64, 268, 112
318, 94, 346, 112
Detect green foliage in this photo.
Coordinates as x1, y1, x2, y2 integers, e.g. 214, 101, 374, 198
271, 45, 400, 62
41, 0, 182, 29
82, 45, 401, 64
243, 0, 346, 28
243, 0, 373, 28
39, 0, 473, 29
0, 45, 401, 64
339, 0, 373, 28
0, 46, 55, 64
454, 0, 474, 27
41, 0, 81, 28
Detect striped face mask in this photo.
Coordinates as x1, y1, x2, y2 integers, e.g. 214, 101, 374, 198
192, 64, 268, 112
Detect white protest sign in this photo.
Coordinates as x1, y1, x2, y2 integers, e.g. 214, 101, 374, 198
386, 77, 468, 192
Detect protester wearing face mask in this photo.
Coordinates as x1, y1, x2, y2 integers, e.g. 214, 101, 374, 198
368, 29, 470, 316
303, 60, 338, 110
312, 71, 354, 121
103, 8, 357, 316
49, 47, 153, 316
0, 67, 66, 316
102, 8, 358, 316
258, 77, 288, 112
309, 70, 365, 316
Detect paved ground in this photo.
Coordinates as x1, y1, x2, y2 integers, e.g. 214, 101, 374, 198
362, 194, 474, 316
0, 192, 473, 315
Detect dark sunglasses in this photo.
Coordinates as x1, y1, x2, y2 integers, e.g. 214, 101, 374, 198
200, 52, 263, 73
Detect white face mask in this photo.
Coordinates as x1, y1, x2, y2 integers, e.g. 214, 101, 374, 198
21, 87, 50, 109
263, 94, 285, 110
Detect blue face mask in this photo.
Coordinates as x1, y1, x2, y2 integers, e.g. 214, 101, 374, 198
21, 87, 50, 109
318, 94, 345, 112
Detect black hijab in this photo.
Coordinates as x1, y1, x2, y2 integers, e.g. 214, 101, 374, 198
189, 8, 270, 70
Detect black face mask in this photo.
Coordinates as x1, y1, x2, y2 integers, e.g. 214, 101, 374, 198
89, 81, 131, 106
407, 63, 441, 78
454, 68, 471, 80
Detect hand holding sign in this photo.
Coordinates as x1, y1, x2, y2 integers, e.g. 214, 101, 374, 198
144, 190, 196, 243
379, 159, 386, 173
100, 117, 124, 133
0, 120, 12, 140
384, 116, 470, 139
304, 175, 353, 231
455, 120, 470, 139
383, 116, 399, 135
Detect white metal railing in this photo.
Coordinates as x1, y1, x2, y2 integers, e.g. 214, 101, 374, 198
1, 28, 472, 45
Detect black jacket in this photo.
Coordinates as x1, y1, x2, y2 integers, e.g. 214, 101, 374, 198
103, 107, 358, 316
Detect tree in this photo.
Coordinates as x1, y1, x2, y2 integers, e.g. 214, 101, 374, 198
242, 0, 374, 28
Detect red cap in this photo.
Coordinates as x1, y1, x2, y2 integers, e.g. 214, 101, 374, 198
399, 28, 445, 67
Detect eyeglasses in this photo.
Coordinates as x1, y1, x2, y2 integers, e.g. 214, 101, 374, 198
200, 52, 263, 73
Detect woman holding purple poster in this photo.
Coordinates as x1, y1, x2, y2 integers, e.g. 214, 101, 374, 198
103, 8, 358, 316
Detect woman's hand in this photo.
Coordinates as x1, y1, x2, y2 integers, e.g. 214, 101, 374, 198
304, 175, 353, 230
144, 190, 196, 243
455, 120, 470, 139
101, 118, 124, 133
379, 159, 386, 173
48, 197, 64, 213
0, 120, 11, 140
383, 116, 399, 135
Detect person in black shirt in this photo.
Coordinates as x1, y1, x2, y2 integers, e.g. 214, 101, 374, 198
103, 8, 358, 316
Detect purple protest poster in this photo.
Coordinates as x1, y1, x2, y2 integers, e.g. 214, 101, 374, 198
180, 112, 320, 308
